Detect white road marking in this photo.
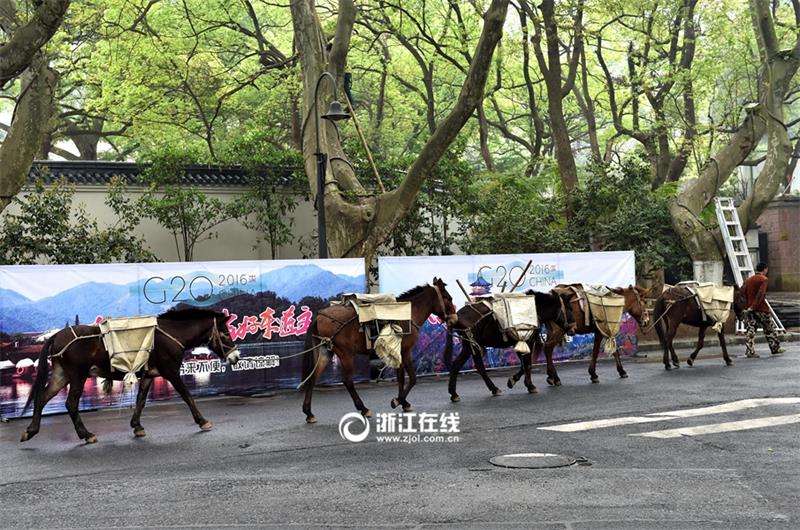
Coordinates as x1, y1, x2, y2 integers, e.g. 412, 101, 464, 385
539, 398, 800, 432
539, 416, 665, 432
630, 413, 800, 439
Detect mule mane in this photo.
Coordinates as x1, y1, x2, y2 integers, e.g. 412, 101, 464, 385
158, 307, 224, 321
397, 284, 430, 300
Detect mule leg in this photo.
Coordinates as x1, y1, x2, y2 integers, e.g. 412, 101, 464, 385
130, 377, 154, 437
21, 362, 68, 442
588, 333, 603, 383
471, 344, 500, 396
302, 349, 330, 424
448, 343, 472, 401
719, 331, 733, 366
391, 350, 416, 412
64, 374, 95, 443
686, 327, 707, 367
520, 351, 537, 394
339, 350, 371, 418
392, 365, 406, 409
507, 364, 526, 390
161, 370, 211, 430
471, 345, 501, 396
543, 342, 561, 386
613, 349, 628, 379
664, 319, 681, 370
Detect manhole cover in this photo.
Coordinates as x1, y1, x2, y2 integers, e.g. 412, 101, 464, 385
489, 452, 577, 469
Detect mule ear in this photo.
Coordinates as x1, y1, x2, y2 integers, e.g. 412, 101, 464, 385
610, 287, 624, 294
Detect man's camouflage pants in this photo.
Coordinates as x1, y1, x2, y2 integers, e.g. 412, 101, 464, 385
744, 311, 781, 357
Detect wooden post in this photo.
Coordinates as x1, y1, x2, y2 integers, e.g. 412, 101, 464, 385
456, 279, 472, 302
344, 94, 385, 193
509, 260, 533, 292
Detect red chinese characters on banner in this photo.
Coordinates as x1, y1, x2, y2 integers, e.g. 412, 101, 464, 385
224, 305, 313, 341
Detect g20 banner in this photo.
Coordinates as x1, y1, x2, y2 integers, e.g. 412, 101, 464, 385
0, 259, 366, 419
378, 252, 639, 376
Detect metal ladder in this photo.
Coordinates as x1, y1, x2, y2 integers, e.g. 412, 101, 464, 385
714, 197, 785, 333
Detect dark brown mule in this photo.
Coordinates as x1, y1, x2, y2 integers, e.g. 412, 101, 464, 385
20, 308, 240, 444
301, 278, 457, 423
445, 290, 573, 402
653, 285, 744, 369
521, 285, 651, 384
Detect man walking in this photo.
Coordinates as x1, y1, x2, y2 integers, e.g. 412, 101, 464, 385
742, 262, 783, 358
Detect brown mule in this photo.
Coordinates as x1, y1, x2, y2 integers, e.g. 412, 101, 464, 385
653, 285, 743, 369
444, 289, 573, 402
20, 308, 240, 444
301, 278, 457, 423
521, 285, 651, 384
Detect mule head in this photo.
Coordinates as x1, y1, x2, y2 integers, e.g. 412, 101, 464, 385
612, 285, 651, 328
209, 314, 241, 365
432, 277, 458, 325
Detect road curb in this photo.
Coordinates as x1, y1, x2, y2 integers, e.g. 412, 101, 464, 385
636, 331, 800, 353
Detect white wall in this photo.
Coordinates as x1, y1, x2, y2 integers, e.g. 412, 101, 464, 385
8, 185, 318, 263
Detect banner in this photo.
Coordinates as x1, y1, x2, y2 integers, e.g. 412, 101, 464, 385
378, 252, 639, 376
0, 259, 367, 418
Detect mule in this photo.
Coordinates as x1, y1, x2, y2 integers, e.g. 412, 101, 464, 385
301, 278, 457, 423
519, 285, 651, 384
445, 289, 573, 402
653, 284, 743, 369
20, 308, 240, 444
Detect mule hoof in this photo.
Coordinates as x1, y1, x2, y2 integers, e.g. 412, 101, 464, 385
506, 378, 515, 389
19, 431, 30, 443
492, 388, 502, 396
547, 377, 555, 386
306, 415, 317, 424
590, 378, 599, 384
672, 362, 680, 369
200, 421, 213, 431
133, 428, 146, 438
664, 365, 671, 371
85, 435, 98, 444
451, 395, 461, 403
686, 358, 693, 367
527, 387, 538, 394
725, 360, 734, 366
362, 409, 372, 418
402, 404, 413, 413
555, 380, 562, 386
620, 373, 628, 379
390, 398, 400, 409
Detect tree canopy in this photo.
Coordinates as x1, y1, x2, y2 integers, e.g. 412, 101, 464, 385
0, 0, 797, 272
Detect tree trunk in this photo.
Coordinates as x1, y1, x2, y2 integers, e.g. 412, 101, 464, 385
669, 0, 797, 274
291, 0, 509, 258
0, 0, 71, 87
0, 56, 58, 212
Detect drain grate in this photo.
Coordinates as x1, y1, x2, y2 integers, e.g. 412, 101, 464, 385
489, 452, 578, 469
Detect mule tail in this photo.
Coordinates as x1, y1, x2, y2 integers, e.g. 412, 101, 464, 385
22, 336, 54, 415
300, 318, 319, 389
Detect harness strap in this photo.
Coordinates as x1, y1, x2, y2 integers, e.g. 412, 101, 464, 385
50, 329, 103, 358
156, 327, 185, 350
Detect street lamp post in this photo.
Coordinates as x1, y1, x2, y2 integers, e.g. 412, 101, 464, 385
313, 72, 350, 259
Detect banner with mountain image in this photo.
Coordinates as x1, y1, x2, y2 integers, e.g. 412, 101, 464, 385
0, 259, 366, 419
378, 252, 639, 378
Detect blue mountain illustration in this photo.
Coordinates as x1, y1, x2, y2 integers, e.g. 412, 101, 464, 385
255, 265, 365, 302
0, 265, 365, 332
0, 288, 32, 308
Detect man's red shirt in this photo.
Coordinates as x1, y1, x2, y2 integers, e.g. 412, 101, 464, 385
742, 273, 769, 312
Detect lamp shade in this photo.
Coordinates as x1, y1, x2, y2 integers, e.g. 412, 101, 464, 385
322, 100, 350, 121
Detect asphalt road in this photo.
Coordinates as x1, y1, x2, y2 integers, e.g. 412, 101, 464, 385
2, 340, 799, 529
